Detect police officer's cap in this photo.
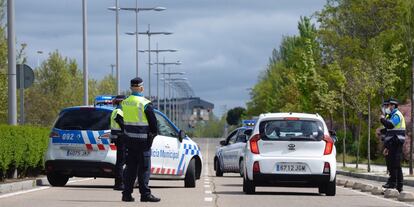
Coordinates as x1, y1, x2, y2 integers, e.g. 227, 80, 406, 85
112, 95, 126, 105
130, 77, 144, 87
382, 99, 390, 106
388, 98, 399, 106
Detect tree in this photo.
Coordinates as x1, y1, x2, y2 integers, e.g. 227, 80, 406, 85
226, 107, 246, 126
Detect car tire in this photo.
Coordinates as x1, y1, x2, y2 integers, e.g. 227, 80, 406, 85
215, 159, 223, 177
325, 177, 336, 196
239, 159, 244, 177
185, 159, 196, 188
47, 172, 69, 187
243, 174, 255, 194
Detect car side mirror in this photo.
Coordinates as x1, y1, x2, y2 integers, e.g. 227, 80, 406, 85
220, 140, 226, 146
329, 130, 337, 143
238, 134, 248, 143
178, 130, 186, 142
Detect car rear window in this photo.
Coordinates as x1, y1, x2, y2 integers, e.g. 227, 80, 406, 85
54, 109, 111, 130
259, 119, 324, 141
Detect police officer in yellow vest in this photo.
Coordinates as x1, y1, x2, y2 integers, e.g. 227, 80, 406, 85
380, 98, 406, 192
111, 95, 126, 191
121, 77, 160, 202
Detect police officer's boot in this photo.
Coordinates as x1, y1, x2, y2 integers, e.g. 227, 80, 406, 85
122, 194, 135, 202
382, 183, 396, 189
140, 194, 161, 202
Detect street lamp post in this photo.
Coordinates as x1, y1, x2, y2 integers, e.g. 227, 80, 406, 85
139, 47, 177, 109
164, 78, 187, 123
82, 0, 88, 105
107, 0, 121, 94
118, 6, 166, 77
36, 50, 43, 68
155, 60, 181, 113
130, 26, 172, 99
161, 70, 184, 118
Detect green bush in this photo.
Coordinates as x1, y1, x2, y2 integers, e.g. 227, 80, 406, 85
0, 125, 49, 180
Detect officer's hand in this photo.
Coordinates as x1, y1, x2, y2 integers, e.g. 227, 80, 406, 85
383, 148, 389, 156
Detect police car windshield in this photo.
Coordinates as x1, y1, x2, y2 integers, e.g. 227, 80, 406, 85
260, 120, 324, 141
54, 109, 111, 130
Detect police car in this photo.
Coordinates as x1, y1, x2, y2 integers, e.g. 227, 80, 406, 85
243, 113, 336, 196
214, 120, 255, 177
44, 104, 203, 188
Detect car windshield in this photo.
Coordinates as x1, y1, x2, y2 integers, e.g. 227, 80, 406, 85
260, 119, 324, 141
54, 109, 111, 130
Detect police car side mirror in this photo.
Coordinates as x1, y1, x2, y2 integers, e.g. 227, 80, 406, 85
219, 140, 226, 146
178, 130, 186, 142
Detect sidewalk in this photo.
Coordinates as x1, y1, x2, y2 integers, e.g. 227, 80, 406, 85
337, 162, 414, 187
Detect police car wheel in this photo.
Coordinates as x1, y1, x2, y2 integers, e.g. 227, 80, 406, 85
215, 159, 223, 177
47, 172, 69, 187
185, 159, 196, 188
239, 159, 244, 177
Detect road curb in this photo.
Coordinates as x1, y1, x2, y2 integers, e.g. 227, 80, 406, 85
337, 170, 414, 187
0, 177, 49, 195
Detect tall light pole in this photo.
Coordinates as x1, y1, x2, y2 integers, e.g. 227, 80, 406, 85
7, 0, 16, 125
119, 6, 166, 77
107, 0, 122, 94
82, 0, 88, 105
164, 78, 187, 124
36, 50, 43, 68
155, 60, 181, 113
161, 70, 184, 117
139, 46, 177, 109
129, 26, 172, 99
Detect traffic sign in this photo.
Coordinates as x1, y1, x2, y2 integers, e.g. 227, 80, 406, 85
16, 64, 34, 89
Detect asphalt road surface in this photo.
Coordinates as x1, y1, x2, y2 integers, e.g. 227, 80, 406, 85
0, 138, 413, 207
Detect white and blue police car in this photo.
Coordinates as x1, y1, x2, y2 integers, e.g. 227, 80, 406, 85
44, 104, 203, 188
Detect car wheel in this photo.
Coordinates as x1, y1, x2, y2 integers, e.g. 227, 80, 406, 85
47, 172, 69, 187
215, 159, 223, 177
185, 159, 196, 188
325, 177, 336, 196
239, 159, 244, 177
243, 174, 255, 194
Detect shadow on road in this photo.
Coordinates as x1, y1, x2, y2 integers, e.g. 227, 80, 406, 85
63, 185, 114, 189
220, 184, 243, 187
60, 199, 120, 203
149, 185, 184, 189
214, 191, 320, 196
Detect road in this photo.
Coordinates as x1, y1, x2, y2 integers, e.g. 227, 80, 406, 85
0, 138, 413, 207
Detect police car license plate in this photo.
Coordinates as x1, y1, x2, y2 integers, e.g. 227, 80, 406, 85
276, 163, 306, 172
66, 149, 90, 157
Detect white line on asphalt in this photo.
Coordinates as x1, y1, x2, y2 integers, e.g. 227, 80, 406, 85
338, 186, 414, 207
204, 197, 213, 202
205, 190, 212, 194
204, 185, 210, 188
0, 178, 93, 199
204, 182, 210, 184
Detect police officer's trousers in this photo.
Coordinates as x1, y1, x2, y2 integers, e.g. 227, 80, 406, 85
114, 137, 126, 186
388, 167, 403, 189
122, 148, 151, 197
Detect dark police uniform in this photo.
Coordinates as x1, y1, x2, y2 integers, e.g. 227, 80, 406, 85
121, 77, 160, 202
380, 98, 406, 192
110, 95, 126, 190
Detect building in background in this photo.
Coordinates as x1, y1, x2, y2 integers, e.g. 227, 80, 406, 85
158, 97, 214, 130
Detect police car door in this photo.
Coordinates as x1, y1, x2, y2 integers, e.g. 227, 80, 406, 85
222, 130, 238, 170
230, 129, 250, 170
154, 113, 182, 176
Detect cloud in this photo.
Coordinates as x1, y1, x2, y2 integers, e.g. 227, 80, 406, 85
15, 0, 326, 116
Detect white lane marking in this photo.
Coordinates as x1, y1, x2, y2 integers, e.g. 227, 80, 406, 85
204, 182, 210, 184
338, 186, 414, 207
204, 197, 213, 202
204, 185, 210, 188
205, 190, 212, 194
0, 178, 93, 199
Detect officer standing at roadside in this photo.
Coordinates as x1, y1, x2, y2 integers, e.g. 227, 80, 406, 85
110, 95, 126, 191
121, 77, 160, 202
380, 98, 406, 192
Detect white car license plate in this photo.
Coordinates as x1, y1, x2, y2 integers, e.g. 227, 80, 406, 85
67, 149, 90, 157
276, 163, 306, 172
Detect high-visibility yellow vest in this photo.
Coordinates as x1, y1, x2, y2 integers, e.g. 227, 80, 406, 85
386, 109, 406, 143
110, 108, 123, 139
121, 95, 151, 139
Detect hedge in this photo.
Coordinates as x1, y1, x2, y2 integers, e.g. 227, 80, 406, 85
0, 125, 49, 179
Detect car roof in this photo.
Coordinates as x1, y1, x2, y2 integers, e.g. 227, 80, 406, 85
259, 112, 323, 121
60, 105, 114, 113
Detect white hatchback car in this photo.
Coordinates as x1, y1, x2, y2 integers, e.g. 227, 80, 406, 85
243, 113, 336, 196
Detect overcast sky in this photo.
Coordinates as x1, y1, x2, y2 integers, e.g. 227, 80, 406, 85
15, 0, 326, 116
